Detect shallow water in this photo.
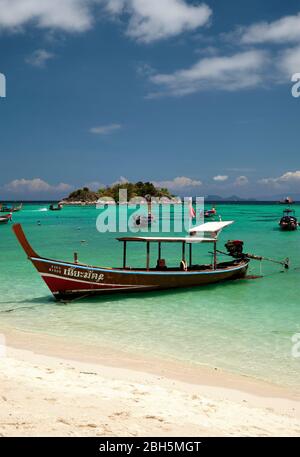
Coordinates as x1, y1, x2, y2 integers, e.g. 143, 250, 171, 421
0, 203, 300, 391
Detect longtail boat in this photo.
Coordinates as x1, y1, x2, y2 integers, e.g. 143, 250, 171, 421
49, 203, 63, 211
279, 196, 294, 205
204, 207, 217, 218
12, 203, 23, 212
133, 213, 155, 228
279, 209, 298, 231
12, 221, 250, 301
0, 203, 22, 212
0, 214, 12, 225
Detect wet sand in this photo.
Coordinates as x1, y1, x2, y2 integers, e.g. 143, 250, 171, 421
0, 326, 300, 437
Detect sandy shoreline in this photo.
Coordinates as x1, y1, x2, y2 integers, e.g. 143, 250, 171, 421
1, 326, 300, 437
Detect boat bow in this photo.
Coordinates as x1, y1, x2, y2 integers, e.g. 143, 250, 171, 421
13, 223, 39, 258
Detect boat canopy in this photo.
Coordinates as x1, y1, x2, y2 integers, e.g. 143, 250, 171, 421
117, 236, 216, 243
190, 221, 233, 234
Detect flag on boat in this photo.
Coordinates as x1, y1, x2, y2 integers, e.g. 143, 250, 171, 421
189, 199, 196, 219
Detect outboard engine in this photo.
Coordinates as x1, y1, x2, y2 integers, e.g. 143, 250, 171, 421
225, 240, 244, 258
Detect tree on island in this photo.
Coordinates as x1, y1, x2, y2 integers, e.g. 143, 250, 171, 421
64, 182, 173, 202
66, 187, 99, 202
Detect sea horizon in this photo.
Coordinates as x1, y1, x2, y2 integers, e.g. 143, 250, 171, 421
2, 199, 300, 204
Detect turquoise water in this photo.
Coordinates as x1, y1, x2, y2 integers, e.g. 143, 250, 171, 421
0, 203, 300, 391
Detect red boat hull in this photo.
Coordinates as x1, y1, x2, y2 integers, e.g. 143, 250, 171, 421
31, 256, 248, 300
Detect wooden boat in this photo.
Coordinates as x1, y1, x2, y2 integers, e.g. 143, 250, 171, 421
12, 203, 23, 212
133, 213, 155, 228
279, 196, 294, 205
0, 214, 12, 225
204, 207, 217, 218
12, 221, 249, 301
0, 204, 10, 212
49, 203, 63, 211
0, 203, 22, 212
279, 209, 298, 231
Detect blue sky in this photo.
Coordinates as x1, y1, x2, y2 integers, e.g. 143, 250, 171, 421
0, 0, 300, 199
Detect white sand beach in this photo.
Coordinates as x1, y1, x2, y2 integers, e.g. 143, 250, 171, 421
0, 327, 300, 437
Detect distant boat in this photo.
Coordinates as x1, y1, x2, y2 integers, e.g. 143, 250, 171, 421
204, 207, 217, 218
0, 203, 22, 212
12, 221, 249, 301
279, 209, 298, 231
0, 213, 12, 225
133, 213, 155, 227
280, 197, 294, 205
49, 203, 63, 211
12, 203, 23, 212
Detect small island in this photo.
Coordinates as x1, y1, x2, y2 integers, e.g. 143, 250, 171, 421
60, 181, 174, 205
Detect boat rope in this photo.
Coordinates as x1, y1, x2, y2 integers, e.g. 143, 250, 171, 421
0, 305, 41, 314
260, 260, 262, 277
0, 300, 66, 314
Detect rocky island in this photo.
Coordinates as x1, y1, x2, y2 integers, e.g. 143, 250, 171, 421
60, 182, 174, 205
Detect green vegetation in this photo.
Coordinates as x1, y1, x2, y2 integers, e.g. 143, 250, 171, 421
66, 187, 99, 202
65, 182, 173, 202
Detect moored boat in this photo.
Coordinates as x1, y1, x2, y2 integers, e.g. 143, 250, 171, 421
204, 207, 217, 218
279, 196, 294, 205
49, 203, 63, 211
279, 209, 298, 231
0, 203, 22, 212
0, 213, 12, 225
12, 221, 249, 301
12, 203, 23, 212
133, 213, 155, 227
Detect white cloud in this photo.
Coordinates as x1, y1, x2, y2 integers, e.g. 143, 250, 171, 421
225, 12, 300, 83
149, 50, 268, 97
0, 0, 94, 32
105, 0, 125, 14
106, 0, 212, 43
0, 0, 211, 42
4, 178, 72, 193
241, 12, 300, 45
234, 176, 249, 186
90, 123, 122, 135
111, 176, 129, 185
213, 175, 228, 182
25, 49, 55, 68
279, 46, 300, 76
259, 171, 300, 187
279, 171, 300, 182
153, 176, 202, 190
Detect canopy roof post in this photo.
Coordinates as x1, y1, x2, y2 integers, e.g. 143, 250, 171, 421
146, 241, 150, 271
213, 241, 217, 270
189, 243, 192, 268
158, 242, 161, 260
182, 242, 186, 262
123, 241, 127, 269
